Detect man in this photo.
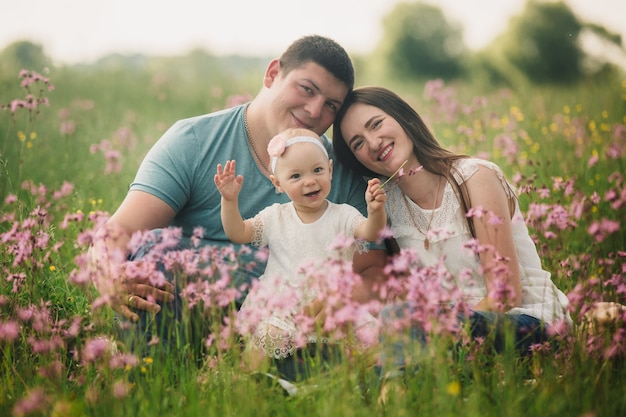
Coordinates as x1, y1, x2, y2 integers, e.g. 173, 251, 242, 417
88, 35, 387, 353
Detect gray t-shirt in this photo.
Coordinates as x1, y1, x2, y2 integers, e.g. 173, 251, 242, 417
130, 104, 369, 246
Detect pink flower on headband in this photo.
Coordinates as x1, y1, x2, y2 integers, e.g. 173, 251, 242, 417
267, 134, 287, 157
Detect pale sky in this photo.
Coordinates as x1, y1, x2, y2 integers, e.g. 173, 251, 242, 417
1, 0, 624, 65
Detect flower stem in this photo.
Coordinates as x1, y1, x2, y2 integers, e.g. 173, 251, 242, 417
378, 160, 408, 190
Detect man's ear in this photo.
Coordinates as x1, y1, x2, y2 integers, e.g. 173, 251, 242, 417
264, 59, 281, 88
270, 174, 282, 193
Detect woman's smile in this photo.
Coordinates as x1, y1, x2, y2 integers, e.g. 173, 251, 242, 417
378, 143, 394, 161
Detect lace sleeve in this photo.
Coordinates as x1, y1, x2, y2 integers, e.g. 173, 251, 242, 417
250, 215, 264, 247
349, 215, 369, 254
453, 158, 517, 200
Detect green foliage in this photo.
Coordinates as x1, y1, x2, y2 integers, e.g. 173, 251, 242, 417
0, 40, 51, 77
505, 1, 583, 83
369, 1, 626, 87
475, 0, 623, 86
377, 2, 466, 81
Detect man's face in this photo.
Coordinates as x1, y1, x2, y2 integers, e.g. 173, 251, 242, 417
265, 61, 349, 136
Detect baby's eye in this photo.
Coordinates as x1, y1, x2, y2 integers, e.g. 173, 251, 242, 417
290, 173, 300, 180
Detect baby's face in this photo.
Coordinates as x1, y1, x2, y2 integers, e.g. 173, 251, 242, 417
271, 142, 332, 210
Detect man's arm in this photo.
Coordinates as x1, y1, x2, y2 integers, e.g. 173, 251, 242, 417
89, 190, 177, 322
351, 249, 388, 303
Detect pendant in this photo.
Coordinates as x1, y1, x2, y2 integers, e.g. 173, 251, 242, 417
424, 238, 430, 250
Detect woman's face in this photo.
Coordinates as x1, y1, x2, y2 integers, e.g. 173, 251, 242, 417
339, 102, 415, 177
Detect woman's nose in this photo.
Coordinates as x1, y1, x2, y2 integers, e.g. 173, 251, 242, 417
366, 135, 382, 152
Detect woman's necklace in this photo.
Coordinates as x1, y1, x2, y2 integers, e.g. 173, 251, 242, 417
402, 177, 443, 250
244, 105, 270, 173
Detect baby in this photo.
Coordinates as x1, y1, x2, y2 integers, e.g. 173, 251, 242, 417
214, 127, 387, 370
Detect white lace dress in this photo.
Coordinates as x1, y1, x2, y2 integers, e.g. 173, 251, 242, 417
237, 201, 373, 359
386, 158, 570, 325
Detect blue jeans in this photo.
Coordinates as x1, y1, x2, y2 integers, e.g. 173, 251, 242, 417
378, 302, 550, 377
114, 228, 266, 360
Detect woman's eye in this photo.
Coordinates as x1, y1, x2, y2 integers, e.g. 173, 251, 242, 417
352, 141, 363, 152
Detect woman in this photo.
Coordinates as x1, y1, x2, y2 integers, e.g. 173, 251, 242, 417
332, 86, 571, 374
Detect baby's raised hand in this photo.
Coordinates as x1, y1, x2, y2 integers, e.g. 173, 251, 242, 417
366, 178, 387, 210
214, 160, 244, 201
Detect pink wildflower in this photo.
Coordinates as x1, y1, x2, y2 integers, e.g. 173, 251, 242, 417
82, 337, 114, 364
4, 194, 17, 204
0, 320, 20, 342
60, 120, 76, 135
12, 387, 48, 417
112, 380, 132, 399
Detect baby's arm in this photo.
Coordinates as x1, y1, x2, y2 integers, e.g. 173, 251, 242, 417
214, 160, 255, 243
355, 178, 387, 242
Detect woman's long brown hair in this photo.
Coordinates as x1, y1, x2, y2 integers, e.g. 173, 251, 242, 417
332, 86, 501, 240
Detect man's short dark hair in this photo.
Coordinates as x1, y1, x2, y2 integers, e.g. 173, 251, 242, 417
279, 35, 354, 92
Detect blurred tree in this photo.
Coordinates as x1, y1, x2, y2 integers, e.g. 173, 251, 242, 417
482, 1, 624, 85
503, 1, 582, 83
0, 40, 51, 77
467, 0, 626, 88
376, 2, 466, 80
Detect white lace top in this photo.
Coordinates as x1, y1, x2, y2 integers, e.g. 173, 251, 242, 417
238, 201, 373, 359
386, 158, 570, 325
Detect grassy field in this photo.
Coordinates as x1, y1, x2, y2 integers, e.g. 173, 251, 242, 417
1, 60, 625, 416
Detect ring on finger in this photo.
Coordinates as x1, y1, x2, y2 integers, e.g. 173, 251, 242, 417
127, 295, 136, 306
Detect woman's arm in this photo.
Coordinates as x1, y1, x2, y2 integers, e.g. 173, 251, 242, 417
464, 165, 522, 312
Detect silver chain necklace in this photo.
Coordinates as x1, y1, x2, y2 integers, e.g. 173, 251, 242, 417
243, 105, 270, 173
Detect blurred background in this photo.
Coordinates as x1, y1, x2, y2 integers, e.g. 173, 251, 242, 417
1, 0, 624, 87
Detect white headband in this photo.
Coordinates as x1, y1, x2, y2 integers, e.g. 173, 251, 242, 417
268, 135, 329, 173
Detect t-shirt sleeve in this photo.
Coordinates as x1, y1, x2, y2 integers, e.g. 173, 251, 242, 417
130, 119, 199, 212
